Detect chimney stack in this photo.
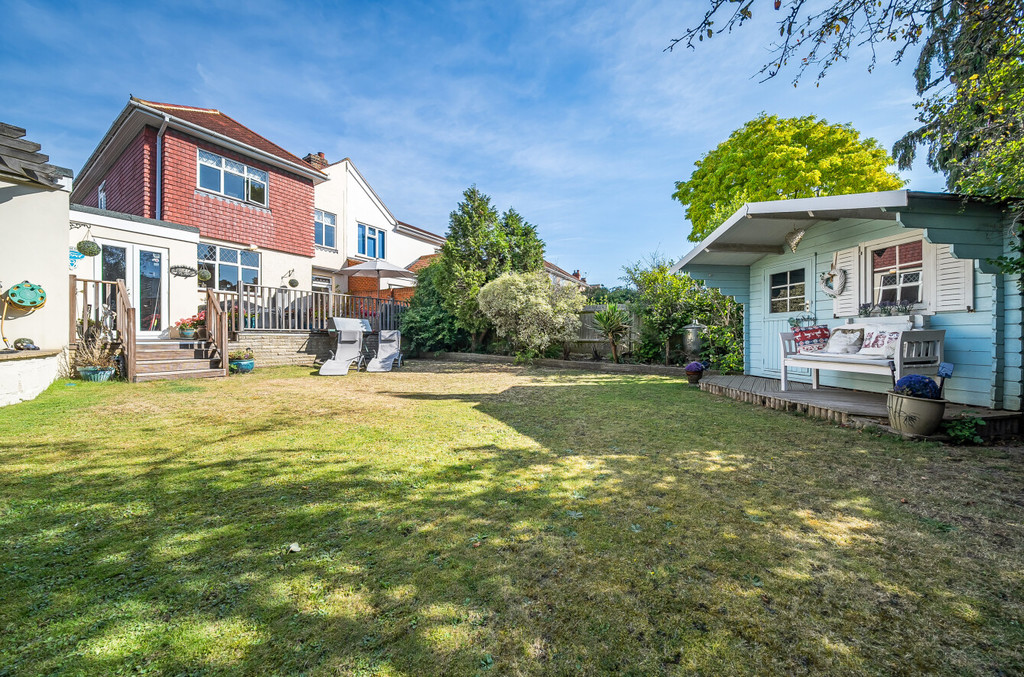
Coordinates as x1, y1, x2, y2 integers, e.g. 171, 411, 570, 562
303, 151, 328, 170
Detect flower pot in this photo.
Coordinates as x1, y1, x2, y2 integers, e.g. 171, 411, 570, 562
178, 327, 197, 340
230, 358, 255, 374
78, 366, 115, 382
887, 391, 947, 436
685, 371, 703, 384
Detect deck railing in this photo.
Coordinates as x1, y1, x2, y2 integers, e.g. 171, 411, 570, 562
204, 288, 230, 377
204, 284, 409, 334
68, 275, 136, 380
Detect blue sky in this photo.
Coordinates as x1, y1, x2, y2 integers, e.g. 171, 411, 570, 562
0, 0, 944, 286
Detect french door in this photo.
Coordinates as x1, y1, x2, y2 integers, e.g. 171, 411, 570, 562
93, 240, 170, 338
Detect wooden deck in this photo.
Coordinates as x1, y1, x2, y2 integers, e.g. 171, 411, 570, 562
700, 374, 1021, 437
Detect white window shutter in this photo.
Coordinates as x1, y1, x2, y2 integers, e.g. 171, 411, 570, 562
831, 246, 860, 317
933, 244, 973, 312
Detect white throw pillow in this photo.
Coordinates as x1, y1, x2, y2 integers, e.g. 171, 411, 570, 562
860, 330, 902, 357
822, 328, 864, 354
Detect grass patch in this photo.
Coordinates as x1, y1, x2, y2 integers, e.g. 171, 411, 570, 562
1, 362, 1022, 675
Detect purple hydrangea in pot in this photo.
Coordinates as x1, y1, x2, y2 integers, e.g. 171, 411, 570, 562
684, 361, 705, 385
887, 374, 947, 436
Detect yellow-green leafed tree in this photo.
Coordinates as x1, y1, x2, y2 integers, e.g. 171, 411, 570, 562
673, 114, 905, 242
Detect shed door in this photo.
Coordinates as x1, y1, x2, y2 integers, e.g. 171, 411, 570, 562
762, 263, 811, 377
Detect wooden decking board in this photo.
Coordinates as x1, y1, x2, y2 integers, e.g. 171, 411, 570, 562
700, 374, 1020, 437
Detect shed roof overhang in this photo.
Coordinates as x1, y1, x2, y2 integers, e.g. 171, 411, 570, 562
672, 190, 1008, 291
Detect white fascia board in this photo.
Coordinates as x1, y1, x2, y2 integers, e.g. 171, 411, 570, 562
69, 209, 199, 244
670, 203, 750, 272
395, 222, 445, 246
342, 158, 398, 226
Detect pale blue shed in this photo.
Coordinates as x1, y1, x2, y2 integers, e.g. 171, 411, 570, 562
673, 190, 1022, 411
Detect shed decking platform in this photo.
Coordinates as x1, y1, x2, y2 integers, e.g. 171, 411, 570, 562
700, 374, 1021, 438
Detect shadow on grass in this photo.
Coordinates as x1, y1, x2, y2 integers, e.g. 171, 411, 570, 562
1, 373, 1021, 675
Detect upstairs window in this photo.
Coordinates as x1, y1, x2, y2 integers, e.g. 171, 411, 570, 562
871, 240, 923, 304
197, 149, 268, 206
315, 209, 337, 249
198, 244, 260, 292
769, 268, 806, 313
97, 181, 107, 210
357, 224, 386, 259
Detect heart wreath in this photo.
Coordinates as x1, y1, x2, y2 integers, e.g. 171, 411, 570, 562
818, 267, 847, 298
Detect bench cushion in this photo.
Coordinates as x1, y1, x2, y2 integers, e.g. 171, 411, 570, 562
822, 327, 864, 354
792, 325, 830, 352
788, 353, 890, 367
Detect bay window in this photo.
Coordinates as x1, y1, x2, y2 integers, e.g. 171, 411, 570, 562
197, 149, 268, 206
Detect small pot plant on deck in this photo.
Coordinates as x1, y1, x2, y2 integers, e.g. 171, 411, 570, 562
75, 325, 118, 382
174, 311, 205, 340
684, 361, 706, 385
228, 348, 255, 374
887, 373, 947, 436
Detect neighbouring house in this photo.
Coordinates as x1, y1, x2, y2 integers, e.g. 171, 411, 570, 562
307, 154, 445, 300
404, 254, 590, 291
673, 190, 1022, 411
0, 122, 73, 405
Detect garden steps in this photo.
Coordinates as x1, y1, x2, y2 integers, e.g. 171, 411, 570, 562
133, 339, 226, 382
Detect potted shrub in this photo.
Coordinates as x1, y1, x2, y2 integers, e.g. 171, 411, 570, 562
887, 374, 947, 435
684, 361, 705, 384
228, 348, 255, 374
75, 325, 117, 382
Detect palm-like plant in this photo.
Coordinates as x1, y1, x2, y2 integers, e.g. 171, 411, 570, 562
593, 304, 630, 363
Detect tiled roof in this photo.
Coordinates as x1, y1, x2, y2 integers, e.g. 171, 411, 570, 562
408, 253, 439, 272
134, 99, 315, 170
0, 122, 72, 188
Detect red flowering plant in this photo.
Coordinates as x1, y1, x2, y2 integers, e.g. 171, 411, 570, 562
174, 310, 207, 330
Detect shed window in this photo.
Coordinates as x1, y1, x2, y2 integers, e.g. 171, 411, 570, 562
769, 268, 806, 313
871, 240, 923, 304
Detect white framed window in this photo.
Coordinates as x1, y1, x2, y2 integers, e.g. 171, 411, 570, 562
197, 149, 268, 206
97, 181, 107, 210
312, 274, 333, 291
357, 223, 386, 259
869, 239, 923, 305
198, 244, 260, 292
768, 268, 806, 313
315, 209, 336, 249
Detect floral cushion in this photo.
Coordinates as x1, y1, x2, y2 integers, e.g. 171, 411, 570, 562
792, 325, 830, 353
859, 329, 902, 358
822, 327, 865, 354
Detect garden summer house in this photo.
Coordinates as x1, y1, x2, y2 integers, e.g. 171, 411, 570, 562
673, 190, 1023, 416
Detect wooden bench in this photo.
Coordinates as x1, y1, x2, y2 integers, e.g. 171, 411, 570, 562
780, 328, 945, 391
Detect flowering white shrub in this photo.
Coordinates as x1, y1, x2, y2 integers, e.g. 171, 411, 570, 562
478, 271, 584, 355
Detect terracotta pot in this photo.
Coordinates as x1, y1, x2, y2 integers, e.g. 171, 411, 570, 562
887, 391, 947, 436
686, 371, 703, 384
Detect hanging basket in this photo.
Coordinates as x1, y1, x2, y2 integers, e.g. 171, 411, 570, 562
197, 268, 213, 282
288, 278, 300, 288
76, 240, 101, 257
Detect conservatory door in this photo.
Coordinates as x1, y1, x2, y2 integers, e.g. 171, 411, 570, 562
93, 240, 170, 338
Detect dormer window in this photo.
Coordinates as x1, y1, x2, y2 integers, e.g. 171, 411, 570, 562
197, 149, 268, 206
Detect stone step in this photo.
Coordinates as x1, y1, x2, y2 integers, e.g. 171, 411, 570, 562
136, 358, 222, 374
135, 368, 225, 382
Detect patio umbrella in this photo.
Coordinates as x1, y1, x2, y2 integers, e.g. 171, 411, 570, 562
335, 259, 417, 300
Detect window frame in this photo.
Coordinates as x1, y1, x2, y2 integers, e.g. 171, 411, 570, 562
196, 149, 269, 207
315, 209, 337, 250
198, 243, 261, 292
97, 181, 107, 210
766, 266, 809, 315
858, 233, 933, 312
357, 223, 386, 259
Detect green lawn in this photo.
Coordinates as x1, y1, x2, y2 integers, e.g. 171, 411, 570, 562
1, 362, 1022, 676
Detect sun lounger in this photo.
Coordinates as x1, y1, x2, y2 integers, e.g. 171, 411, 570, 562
365, 330, 402, 372
319, 318, 372, 376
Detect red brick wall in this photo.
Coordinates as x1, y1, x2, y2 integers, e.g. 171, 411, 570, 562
160, 129, 315, 257
73, 127, 156, 216
346, 275, 415, 300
